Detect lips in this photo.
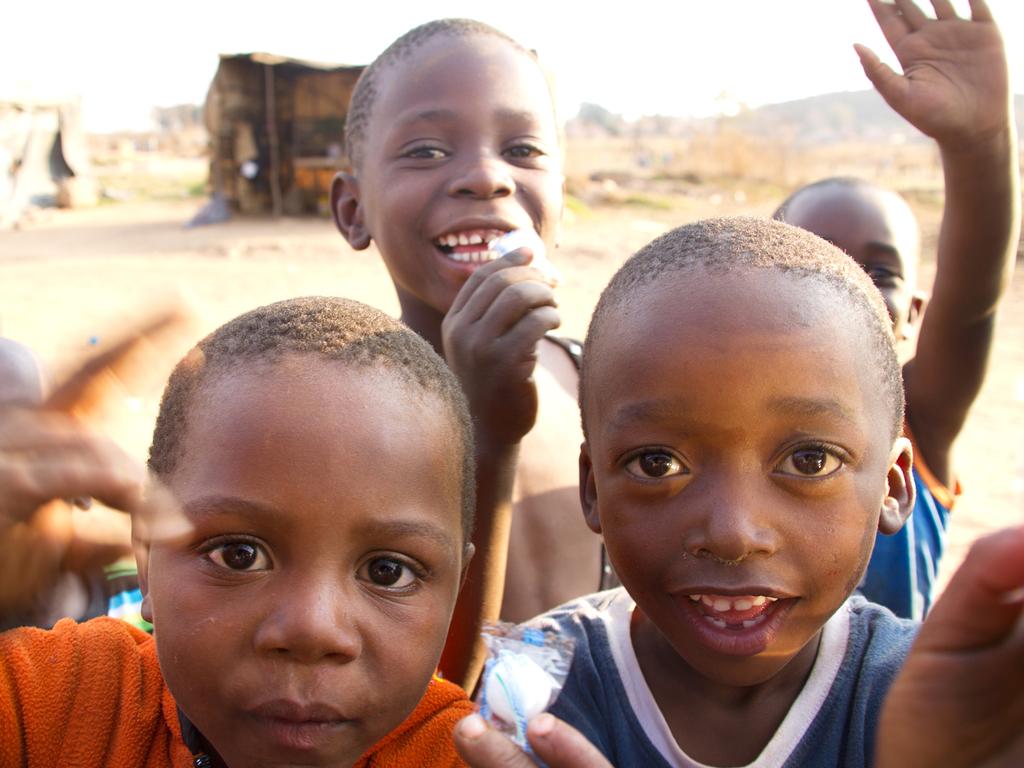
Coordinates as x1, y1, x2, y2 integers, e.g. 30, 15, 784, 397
676, 590, 797, 657
248, 700, 351, 752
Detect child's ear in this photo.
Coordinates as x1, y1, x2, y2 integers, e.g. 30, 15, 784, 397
579, 442, 602, 534
132, 535, 154, 624
330, 172, 372, 250
901, 291, 927, 342
879, 437, 915, 535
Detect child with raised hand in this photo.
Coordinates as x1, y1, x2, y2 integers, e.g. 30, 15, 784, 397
330, 21, 606, 649
0, 297, 477, 766
452, 216, 1024, 768
774, 0, 1019, 619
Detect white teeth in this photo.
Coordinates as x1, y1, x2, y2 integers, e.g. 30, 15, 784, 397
457, 233, 469, 246
742, 619, 761, 629
706, 617, 727, 629
468, 233, 483, 245
691, 594, 779, 612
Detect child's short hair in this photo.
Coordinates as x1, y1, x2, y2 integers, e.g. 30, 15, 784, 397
581, 216, 905, 439
344, 18, 535, 168
148, 296, 476, 541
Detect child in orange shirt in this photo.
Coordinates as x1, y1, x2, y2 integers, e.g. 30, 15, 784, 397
0, 297, 476, 766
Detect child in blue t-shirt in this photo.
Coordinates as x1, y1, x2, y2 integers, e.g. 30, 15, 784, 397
773, 0, 1019, 619
453, 214, 1024, 768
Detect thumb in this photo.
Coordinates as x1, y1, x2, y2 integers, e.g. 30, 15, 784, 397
854, 43, 908, 112
454, 714, 536, 768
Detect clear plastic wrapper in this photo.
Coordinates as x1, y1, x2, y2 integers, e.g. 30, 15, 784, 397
477, 622, 576, 756
489, 229, 562, 284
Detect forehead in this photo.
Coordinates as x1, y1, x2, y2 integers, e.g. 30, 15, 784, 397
585, 268, 889, 436
369, 34, 556, 135
784, 185, 920, 267
173, 355, 464, 538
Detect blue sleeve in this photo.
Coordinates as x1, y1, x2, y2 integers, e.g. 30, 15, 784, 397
858, 469, 951, 620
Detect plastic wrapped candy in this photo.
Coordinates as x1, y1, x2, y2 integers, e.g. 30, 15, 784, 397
489, 229, 562, 284
478, 622, 575, 756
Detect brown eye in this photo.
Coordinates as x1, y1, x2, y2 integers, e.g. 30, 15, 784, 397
363, 558, 418, 589
625, 450, 687, 479
778, 447, 842, 477
207, 541, 270, 571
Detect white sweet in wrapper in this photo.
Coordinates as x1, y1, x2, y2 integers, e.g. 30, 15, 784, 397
489, 229, 561, 284
484, 650, 558, 723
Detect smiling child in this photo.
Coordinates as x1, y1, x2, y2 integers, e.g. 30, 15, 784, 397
331, 21, 606, 643
772, 0, 1019, 620
0, 297, 476, 767
529, 217, 919, 767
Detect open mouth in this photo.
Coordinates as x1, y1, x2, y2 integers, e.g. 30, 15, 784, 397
680, 592, 796, 656
434, 228, 507, 264
688, 593, 779, 630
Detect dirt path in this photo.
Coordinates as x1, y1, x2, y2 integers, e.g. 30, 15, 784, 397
1, 198, 1020, 594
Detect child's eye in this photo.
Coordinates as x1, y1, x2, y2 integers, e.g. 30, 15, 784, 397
403, 145, 447, 160
776, 446, 843, 477
863, 265, 902, 287
206, 541, 271, 571
624, 450, 688, 479
360, 557, 420, 590
504, 143, 545, 160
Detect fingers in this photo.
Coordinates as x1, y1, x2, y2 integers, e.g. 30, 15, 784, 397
929, 0, 957, 20
455, 714, 537, 768
527, 714, 614, 768
968, 0, 994, 23
892, 0, 928, 29
853, 43, 909, 109
449, 250, 555, 323
916, 525, 1024, 651
130, 478, 192, 547
46, 306, 192, 420
455, 714, 612, 768
866, 0, 912, 50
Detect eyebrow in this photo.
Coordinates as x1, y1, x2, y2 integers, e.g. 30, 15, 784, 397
766, 396, 856, 423
609, 396, 857, 428
182, 496, 457, 548
608, 399, 690, 429
359, 520, 457, 550
183, 495, 279, 521
397, 108, 459, 128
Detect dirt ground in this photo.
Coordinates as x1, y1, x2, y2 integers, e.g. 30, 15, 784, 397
1, 194, 1021, 596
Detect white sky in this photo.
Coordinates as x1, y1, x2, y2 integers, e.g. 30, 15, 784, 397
2, 0, 1022, 132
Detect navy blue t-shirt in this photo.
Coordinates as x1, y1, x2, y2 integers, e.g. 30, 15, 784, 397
526, 590, 917, 767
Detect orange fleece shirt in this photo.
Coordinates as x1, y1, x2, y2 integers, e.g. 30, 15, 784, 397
0, 617, 473, 767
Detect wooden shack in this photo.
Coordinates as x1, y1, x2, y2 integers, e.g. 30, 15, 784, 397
204, 53, 364, 216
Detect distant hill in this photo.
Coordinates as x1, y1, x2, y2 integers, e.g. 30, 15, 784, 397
729, 90, 1024, 145
568, 91, 1024, 145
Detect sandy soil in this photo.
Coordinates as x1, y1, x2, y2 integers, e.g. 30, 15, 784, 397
1, 197, 1021, 595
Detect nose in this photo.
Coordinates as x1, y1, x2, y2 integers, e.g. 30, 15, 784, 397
681, 468, 780, 564
448, 151, 515, 199
253, 576, 362, 664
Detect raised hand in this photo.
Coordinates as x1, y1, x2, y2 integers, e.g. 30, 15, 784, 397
876, 524, 1024, 767
442, 247, 560, 449
855, 0, 1011, 148
0, 311, 191, 615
